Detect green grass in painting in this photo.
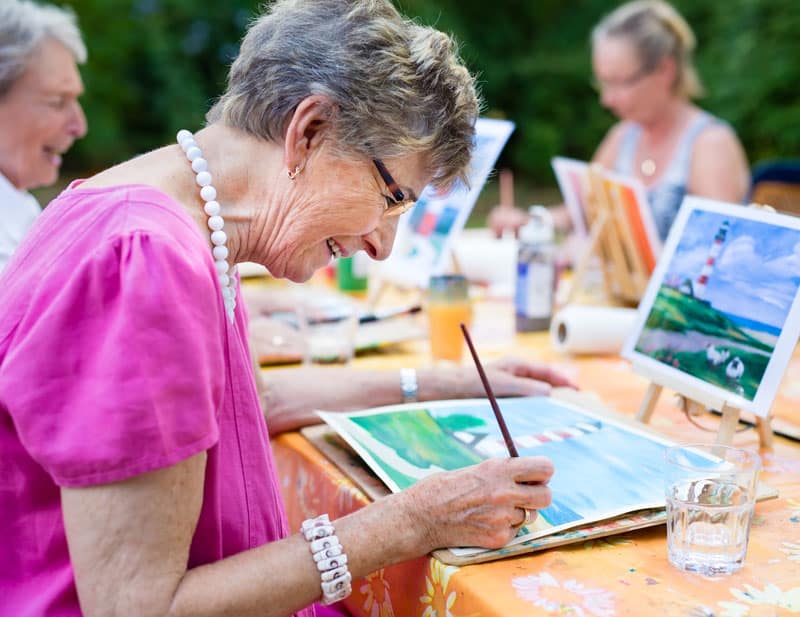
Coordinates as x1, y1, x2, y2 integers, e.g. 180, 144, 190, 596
648, 348, 768, 401
641, 286, 772, 352
636, 285, 774, 400
352, 408, 484, 490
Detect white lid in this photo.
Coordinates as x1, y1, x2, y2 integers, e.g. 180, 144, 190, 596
519, 205, 554, 243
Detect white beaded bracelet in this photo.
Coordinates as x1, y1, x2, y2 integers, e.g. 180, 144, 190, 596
301, 514, 352, 605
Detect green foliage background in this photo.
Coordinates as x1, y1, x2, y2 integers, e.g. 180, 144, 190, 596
62, 0, 800, 188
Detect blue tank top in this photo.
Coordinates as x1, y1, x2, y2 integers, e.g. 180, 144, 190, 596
615, 111, 725, 240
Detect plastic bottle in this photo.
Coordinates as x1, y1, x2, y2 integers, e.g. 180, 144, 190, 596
515, 206, 556, 332
336, 254, 369, 292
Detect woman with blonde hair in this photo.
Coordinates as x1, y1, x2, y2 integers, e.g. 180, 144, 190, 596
0, 1, 559, 616
490, 0, 749, 240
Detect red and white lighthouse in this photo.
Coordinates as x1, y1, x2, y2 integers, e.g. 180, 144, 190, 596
695, 220, 730, 300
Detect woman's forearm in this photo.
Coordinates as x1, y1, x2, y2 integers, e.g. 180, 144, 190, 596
260, 366, 471, 434
63, 452, 430, 617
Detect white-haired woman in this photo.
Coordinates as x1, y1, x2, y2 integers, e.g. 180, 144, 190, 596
0, 2, 557, 616
0, 0, 87, 272
490, 0, 749, 241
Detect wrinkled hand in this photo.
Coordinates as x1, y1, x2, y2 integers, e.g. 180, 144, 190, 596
487, 205, 529, 239
466, 355, 578, 398
403, 456, 554, 550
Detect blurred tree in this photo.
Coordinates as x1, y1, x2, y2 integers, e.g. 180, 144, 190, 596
59, 0, 799, 186
65, 0, 260, 171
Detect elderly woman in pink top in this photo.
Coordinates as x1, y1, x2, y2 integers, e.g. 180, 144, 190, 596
0, 2, 567, 616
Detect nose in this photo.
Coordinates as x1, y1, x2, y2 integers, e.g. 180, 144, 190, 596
363, 216, 399, 261
68, 100, 88, 139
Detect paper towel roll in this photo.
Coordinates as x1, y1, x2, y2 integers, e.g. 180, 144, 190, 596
550, 305, 638, 355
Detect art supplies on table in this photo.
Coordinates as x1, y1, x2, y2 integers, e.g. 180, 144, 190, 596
550, 305, 638, 355
253, 291, 427, 365
355, 304, 426, 351
551, 158, 661, 305
515, 206, 556, 332
313, 395, 776, 566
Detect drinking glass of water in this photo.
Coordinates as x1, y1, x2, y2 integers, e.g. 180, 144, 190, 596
664, 443, 761, 576
302, 294, 359, 366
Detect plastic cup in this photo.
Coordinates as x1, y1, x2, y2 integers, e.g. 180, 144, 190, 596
664, 443, 761, 576
336, 255, 369, 292
428, 274, 472, 364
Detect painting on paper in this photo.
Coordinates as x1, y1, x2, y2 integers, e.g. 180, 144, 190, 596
319, 396, 675, 553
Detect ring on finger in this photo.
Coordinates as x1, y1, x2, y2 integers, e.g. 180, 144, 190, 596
513, 507, 533, 529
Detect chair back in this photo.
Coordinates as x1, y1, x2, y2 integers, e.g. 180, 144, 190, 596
749, 159, 800, 216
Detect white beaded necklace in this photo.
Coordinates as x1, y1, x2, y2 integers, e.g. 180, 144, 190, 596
176, 129, 237, 323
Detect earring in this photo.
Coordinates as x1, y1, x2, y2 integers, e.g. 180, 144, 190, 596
287, 164, 303, 180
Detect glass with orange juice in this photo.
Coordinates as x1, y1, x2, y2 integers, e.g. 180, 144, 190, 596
427, 274, 472, 363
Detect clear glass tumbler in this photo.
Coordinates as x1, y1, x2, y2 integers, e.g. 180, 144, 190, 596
664, 443, 761, 576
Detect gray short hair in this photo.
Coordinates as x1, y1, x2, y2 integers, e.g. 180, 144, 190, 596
207, 0, 480, 188
0, 0, 87, 99
592, 0, 703, 99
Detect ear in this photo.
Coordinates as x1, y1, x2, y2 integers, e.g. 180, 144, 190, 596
657, 55, 678, 91
283, 95, 336, 173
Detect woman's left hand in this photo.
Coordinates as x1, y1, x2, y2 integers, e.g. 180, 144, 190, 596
462, 355, 578, 398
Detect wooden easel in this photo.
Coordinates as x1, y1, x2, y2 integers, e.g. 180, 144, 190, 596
561, 165, 650, 307
634, 375, 774, 449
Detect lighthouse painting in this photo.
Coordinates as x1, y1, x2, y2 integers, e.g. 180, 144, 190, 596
623, 196, 800, 417
319, 396, 675, 552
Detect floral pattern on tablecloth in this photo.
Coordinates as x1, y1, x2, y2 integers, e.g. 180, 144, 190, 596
780, 542, 800, 562
718, 583, 800, 616
359, 570, 394, 617
512, 571, 616, 617
419, 560, 459, 617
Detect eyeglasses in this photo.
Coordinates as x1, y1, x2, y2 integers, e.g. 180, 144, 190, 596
591, 66, 651, 93
373, 159, 417, 217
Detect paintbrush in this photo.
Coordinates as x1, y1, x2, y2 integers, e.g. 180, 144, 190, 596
460, 322, 519, 457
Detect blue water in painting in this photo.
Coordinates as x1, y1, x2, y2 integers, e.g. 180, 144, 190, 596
721, 311, 782, 336
431, 398, 671, 527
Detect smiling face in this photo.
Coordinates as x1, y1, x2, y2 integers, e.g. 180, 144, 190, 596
271, 148, 429, 283
0, 37, 87, 190
592, 35, 675, 125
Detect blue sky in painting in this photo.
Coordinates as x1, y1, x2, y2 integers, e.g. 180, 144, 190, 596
665, 210, 800, 328
431, 398, 668, 523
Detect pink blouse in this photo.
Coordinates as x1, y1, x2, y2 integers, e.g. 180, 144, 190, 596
0, 184, 315, 617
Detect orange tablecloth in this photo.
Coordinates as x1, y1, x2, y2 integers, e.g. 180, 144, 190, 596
271, 306, 800, 617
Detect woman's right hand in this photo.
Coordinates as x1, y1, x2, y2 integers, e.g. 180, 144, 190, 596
401, 456, 554, 551
487, 205, 530, 239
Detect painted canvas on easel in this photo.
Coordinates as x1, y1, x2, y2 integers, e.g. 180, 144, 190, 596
376, 118, 515, 288
319, 396, 675, 554
601, 169, 662, 273
551, 156, 591, 237
623, 196, 800, 417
